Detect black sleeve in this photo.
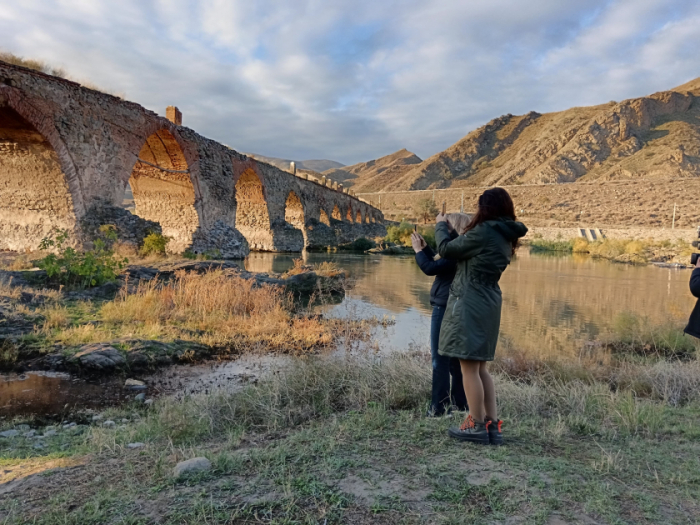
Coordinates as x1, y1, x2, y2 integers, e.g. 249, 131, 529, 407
415, 248, 456, 276
690, 268, 700, 298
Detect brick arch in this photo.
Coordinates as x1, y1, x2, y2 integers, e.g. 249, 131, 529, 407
0, 96, 82, 250
331, 204, 342, 221
127, 128, 200, 253
355, 209, 362, 223
346, 205, 354, 223
234, 167, 272, 250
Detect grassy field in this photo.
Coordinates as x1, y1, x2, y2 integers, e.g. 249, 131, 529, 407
3, 345, 700, 524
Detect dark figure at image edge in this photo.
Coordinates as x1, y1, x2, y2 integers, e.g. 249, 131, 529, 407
435, 188, 528, 445
684, 260, 700, 338
412, 228, 468, 417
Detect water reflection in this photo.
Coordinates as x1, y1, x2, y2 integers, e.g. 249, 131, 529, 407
245, 250, 696, 357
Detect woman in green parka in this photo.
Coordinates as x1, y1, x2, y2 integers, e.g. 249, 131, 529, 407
435, 188, 527, 445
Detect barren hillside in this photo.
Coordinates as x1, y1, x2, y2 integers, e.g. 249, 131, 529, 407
344, 77, 700, 192
322, 149, 422, 192
246, 154, 344, 173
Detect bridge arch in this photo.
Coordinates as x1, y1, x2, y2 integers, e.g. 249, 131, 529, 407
127, 128, 200, 253
319, 208, 331, 226
331, 204, 342, 221
0, 99, 81, 250
355, 209, 362, 223
346, 205, 354, 223
234, 167, 272, 250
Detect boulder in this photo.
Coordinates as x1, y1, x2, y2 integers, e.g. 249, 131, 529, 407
174, 457, 212, 478
71, 344, 126, 372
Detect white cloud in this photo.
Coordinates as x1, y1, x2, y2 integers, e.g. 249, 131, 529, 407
0, 0, 699, 164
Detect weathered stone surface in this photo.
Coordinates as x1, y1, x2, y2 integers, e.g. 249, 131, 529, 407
0, 60, 385, 255
173, 457, 212, 478
0, 430, 19, 438
71, 344, 126, 372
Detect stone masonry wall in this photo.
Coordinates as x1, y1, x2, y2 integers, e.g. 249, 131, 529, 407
0, 60, 385, 256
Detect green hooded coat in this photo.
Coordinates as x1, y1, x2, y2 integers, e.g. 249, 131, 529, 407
436, 218, 528, 361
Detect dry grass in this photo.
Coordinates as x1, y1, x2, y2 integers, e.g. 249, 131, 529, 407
96, 270, 343, 354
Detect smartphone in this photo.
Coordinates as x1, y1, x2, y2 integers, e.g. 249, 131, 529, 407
414, 224, 417, 232
441, 201, 446, 215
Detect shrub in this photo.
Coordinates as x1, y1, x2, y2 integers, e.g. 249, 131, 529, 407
36, 227, 128, 289
529, 239, 574, 252
341, 237, 375, 251
414, 198, 438, 224
139, 232, 170, 257
572, 238, 590, 253
385, 221, 414, 246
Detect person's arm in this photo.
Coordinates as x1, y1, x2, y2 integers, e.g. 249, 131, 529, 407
690, 267, 700, 298
435, 222, 483, 260
415, 248, 455, 276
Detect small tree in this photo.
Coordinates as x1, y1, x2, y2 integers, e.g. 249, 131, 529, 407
414, 198, 439, 224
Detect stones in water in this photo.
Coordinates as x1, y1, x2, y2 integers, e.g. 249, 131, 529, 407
173, 457, 212, 478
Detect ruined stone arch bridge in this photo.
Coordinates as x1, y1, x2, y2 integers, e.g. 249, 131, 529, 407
0, 61, 385, 258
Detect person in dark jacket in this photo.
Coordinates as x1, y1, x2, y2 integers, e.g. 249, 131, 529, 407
436, 188, 527, 445
411, 214, 470, 417
684, 259, 700, 338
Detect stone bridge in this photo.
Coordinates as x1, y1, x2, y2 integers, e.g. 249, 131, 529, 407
0, 60, 385, 257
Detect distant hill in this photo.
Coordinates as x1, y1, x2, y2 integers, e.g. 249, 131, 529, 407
345, 77, 700, 193
322, 149, 423, 192
247, 154, 344, 173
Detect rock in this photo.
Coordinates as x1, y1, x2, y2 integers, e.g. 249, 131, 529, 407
126, 442, 144, 449
23, 430, 36, 438
124, 378, 146, 390
33, 442, 44, 450
121, 419, 129, 424
173, 457, 212, 478
92, 414, 103, 422
0, 430, 19, 438
71, 344, 126, 372
62, 423, 76, 429
144, 399, 154, 406
103, 420, 116, 429
43, 429, 57, 437
134, 393, 146, 402
16, 424, 30, 432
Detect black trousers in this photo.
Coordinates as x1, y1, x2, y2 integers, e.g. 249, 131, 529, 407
430, 305, 468, 413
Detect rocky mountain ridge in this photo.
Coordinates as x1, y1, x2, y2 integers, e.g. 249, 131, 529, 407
334, 77, 700, 193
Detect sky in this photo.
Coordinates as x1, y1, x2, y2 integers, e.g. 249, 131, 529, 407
1, 0, 700, 165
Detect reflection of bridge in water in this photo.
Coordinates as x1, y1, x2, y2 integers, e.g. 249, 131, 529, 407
0, 61, 385, 257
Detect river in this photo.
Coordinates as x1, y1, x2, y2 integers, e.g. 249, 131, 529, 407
2, 250, 696, 418
247, 250, 696, 357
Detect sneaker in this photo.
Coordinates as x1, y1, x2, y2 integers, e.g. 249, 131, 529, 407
485, 418, 503, 446
448, 415, 489, 445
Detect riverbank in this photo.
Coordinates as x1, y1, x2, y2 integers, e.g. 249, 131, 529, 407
527, 234, 695, 266
0, 258, 364, 375
2, 349, 700, 523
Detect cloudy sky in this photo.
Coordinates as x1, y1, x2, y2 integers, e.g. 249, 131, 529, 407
1, 0, 699, 165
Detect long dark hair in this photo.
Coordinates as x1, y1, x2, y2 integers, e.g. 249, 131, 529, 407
465, 187, 518, 254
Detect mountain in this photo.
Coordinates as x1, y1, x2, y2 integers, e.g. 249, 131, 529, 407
246, 154, 344, 173
343, 77, 700, 193
322, 149, 423, 192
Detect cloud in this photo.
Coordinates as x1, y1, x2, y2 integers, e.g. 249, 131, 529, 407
1, 0, 699, 164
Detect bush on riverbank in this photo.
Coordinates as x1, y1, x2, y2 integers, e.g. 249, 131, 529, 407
529, 236, 694, 264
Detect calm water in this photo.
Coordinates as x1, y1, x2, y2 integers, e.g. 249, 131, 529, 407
246, 250, 697, 357
2, 251, 695, 417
